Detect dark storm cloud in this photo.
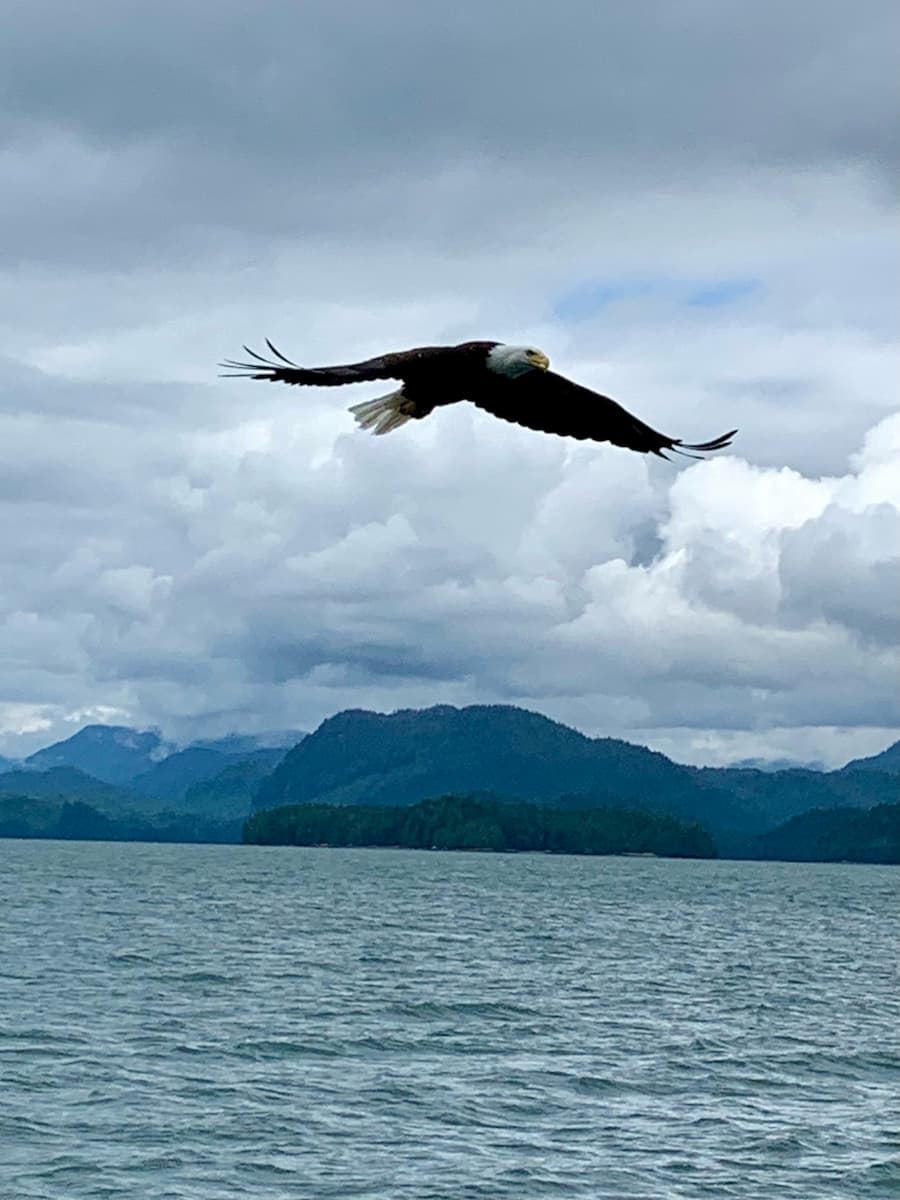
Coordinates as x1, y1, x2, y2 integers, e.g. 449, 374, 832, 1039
2, 0, 898, 267
7, 1, 898, 168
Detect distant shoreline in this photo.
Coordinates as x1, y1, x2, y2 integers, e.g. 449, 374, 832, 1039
4, 833, 900, 870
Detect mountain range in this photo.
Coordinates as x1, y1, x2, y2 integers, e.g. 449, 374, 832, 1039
255, 706, 899, 843
0, 724, 304, 840
2, 707, 897, 858
20, 724, 302, 788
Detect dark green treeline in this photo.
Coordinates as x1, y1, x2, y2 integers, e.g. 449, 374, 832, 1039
243, 794, 717, 858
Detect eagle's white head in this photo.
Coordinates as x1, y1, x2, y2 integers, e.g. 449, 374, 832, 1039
487, 344, 551, 378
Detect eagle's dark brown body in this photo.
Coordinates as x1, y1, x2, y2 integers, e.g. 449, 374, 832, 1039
221, 339, 737, 459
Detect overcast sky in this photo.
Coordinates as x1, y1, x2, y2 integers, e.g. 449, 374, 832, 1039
2, 0, 898, 766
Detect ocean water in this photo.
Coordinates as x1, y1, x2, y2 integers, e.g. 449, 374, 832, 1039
2, 841, 899, 1200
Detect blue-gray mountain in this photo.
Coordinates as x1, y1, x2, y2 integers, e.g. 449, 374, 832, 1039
841, 741, 900, 774
25, 725, 166, 785
129, 746, 287, 803
0, 727, 304, 841
19, 724, 303, 794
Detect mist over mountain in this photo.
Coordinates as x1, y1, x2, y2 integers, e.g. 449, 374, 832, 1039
729, 757, 827, 773
25, 725, 167, 785
20, 724, 304, 785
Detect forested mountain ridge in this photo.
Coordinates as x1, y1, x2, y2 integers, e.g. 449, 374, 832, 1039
255, 705, 897, 837
752, 803, 900, 863
840, 741, 900, 775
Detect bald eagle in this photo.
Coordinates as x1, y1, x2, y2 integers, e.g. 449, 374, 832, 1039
220, 340, 736, 459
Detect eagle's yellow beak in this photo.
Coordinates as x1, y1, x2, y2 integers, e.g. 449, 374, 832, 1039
527, 349, 550, 371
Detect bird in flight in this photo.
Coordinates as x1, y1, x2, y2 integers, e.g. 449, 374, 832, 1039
220, 339, 736, 459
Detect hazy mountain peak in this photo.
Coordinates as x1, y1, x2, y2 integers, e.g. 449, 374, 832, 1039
20, 723, 306, 793
25, 724, 167, 785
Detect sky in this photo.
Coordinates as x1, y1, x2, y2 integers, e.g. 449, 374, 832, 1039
1, 0, 899, 767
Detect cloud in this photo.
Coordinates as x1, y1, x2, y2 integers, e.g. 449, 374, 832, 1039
2, 368, 897, 766
0, 0, 898, 765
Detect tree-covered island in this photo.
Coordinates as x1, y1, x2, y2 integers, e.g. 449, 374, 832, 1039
242, 793, 717, 858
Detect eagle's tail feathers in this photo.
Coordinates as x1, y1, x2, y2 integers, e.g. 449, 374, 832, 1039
349, 390, 414, 436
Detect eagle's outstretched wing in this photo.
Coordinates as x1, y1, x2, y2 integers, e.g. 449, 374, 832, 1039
219, 340, 449, 387
472, 370, 736, 459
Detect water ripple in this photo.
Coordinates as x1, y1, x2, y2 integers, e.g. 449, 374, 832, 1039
1, 841, 899, 1199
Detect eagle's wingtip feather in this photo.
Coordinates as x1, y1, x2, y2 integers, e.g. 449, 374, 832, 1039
264, 339, 299, 367
677, 429, 739, 454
